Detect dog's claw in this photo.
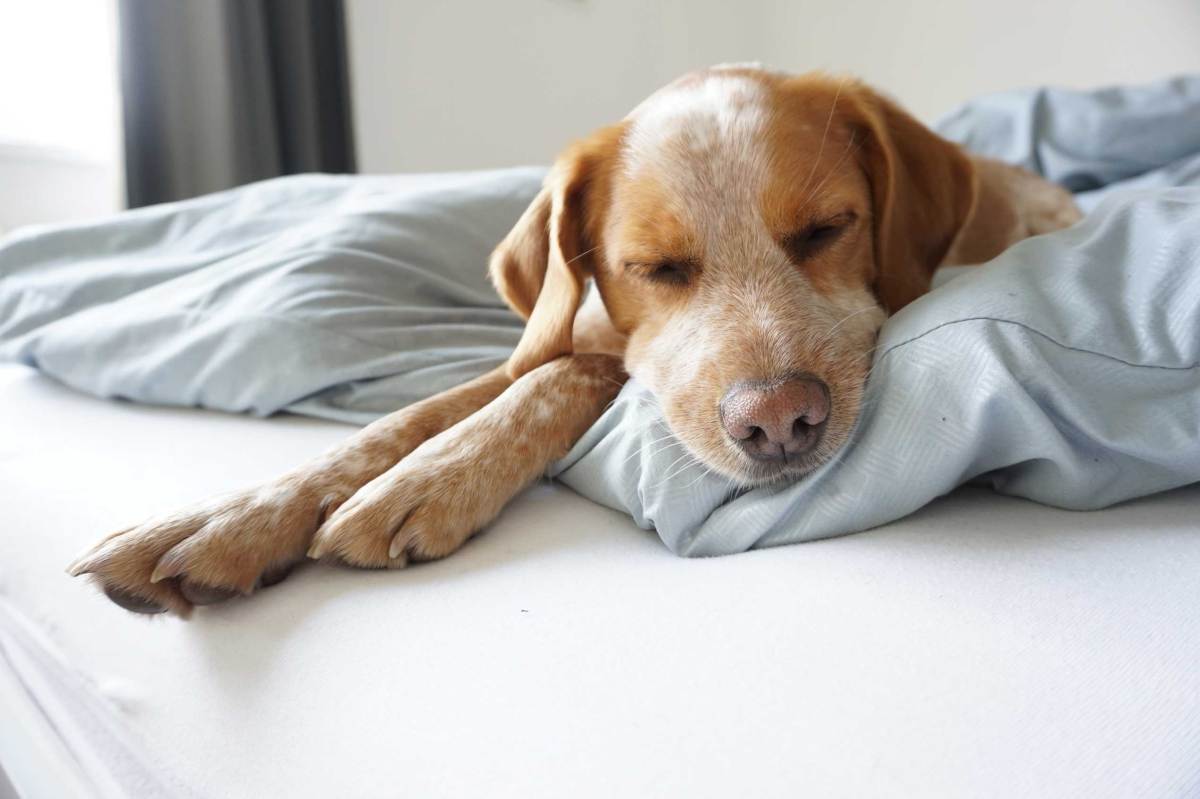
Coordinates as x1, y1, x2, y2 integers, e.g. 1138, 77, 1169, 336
387, 534, 407, 561
68, 546, 114, 577
66, 558, 94, 577
149, 558, 182, 585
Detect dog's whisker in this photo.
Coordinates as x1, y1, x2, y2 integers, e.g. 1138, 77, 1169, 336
620, 434, 681, 467
799, 131, 860, 215
565, 244, 600, 266
796, 77, 846, 202
814, 305, 880, 349
621, 438, 677, 467
649, 448, 704, 489
679, 465, 722, 492
660, 449, 696, 477
653, 458, 702, 491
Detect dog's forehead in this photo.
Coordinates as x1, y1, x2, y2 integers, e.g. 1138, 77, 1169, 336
621, 72, 771, 188
616, 72, 850, 242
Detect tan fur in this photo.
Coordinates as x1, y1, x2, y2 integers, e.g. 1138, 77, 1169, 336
308, 354, 625, 567
947, 156, 1084, 265
490, 124, 625, 378
70, 67, 1081, 615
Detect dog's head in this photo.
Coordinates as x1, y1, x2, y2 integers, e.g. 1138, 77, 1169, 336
490, 67, 976, 485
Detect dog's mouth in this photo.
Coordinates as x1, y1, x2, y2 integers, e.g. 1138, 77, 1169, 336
722, 430, 847, 487
729, 442, 834, 485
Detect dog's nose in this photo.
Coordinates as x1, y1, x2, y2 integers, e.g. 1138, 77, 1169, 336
720, 376, 830, 461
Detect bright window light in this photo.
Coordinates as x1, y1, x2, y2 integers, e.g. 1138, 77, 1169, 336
0, 0, 120, 162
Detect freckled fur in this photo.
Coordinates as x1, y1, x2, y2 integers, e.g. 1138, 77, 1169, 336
70, 67, 1080, 615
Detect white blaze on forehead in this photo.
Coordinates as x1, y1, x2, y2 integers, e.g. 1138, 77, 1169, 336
622, 73, 770, 190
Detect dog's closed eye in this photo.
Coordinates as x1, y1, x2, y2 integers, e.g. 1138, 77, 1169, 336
782, 212, 857, 263
624, 258, 698, 286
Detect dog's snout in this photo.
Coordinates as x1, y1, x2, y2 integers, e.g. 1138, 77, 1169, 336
720, 376, 830, 461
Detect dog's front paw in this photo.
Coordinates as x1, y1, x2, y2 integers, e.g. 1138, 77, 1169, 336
67, 478, 352, 616
308, 438, 514, 569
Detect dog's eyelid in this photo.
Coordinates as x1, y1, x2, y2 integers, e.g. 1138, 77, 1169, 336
623, 257, 697, 285
783, 211, 857, 261
622, 255, 697, 267
803, 210, 858, 234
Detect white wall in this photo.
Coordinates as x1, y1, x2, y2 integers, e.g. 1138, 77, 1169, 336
346, 0, 1200, 174
758, 0, 1200, 123
0, 145, 122, 236
0, 0, 123, 234
346, 0, 762, 173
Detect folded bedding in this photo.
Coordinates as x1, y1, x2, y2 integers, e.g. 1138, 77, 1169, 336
2, 76, 1198, 556
0, 170, 537, 422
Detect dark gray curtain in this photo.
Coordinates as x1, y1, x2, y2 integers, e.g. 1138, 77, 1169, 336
118, 0, 356, 208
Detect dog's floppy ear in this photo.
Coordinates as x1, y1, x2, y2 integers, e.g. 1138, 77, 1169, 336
489, 128, 618, 379
848, 87, 977, 312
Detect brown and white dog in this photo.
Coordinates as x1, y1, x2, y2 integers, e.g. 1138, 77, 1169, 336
69, 66, 1080, 615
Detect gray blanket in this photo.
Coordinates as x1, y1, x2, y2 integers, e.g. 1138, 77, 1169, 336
0, 170, 538, 421
3, 77, 1199, 555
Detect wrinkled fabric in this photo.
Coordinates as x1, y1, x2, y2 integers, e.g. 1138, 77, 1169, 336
2, 77, 1199, 556
935, 74, 1200, 205
0, 169, 540, 422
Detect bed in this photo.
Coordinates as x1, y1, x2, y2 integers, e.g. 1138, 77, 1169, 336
5, 75, 1200, 798
2, 361, 1199, 798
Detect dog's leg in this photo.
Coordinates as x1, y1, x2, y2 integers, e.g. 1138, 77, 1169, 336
68, 365, 516, 615
308, 353, 626, 567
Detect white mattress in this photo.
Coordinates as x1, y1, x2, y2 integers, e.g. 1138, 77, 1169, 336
1, 363, 1198, 799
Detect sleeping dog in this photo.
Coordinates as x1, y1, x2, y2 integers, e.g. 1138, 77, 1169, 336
69, 66, 1081, 615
